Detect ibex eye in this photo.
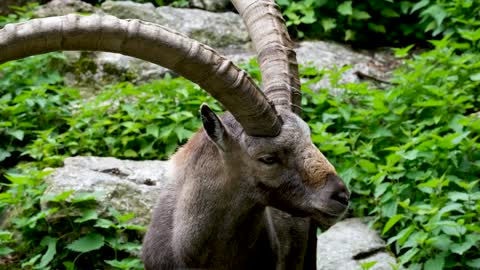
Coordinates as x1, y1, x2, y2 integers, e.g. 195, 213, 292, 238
258, 155, 279, 165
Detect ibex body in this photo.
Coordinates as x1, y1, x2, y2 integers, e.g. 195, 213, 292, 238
0, 0, 350, 269
142, 109, 349, 269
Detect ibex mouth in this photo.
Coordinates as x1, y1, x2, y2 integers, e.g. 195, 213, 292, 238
312, 199, 349, 227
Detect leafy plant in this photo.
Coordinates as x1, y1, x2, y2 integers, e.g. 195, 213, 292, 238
26, 75, 221, 166
0, 53, 74, 179
0, 169, 145, 270
0, 3, 39, 28
300, 36, 479, 269
275, 0, 479, 47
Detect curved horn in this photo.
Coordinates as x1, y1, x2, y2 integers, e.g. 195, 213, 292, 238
0, 14, 282, 137
231, 0, 301, 114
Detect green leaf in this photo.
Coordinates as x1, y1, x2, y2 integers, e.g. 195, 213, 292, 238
467, 258, 480, 268
380, 8, 400, 18
382, 214, 403, 235
0, 246, 13, 256
74, 209, 98, 223
0, 149, 11, 162
368, 23, 386, 33
337, 1, 352, 16
411, 0, 430, 13
359, 159, 376, 173
321, 18, 337, 32
66, 233, 104, 253
400, 150, 419, 160
421, 5, 447, 28
95, 218, 116, 229
361, 261, 377, 269
124, 149, 138, 158
38, 236, 57, 268
394, 44, 415, 58
345, 29, 355, 41
374, 183, 390, 198
352, 9, 370, 20
469, 73, 480, 81
451, 241, 475, 255
43, 190, 74, 202
7, 129, 24, 141
71, 192, 102, 203
146, 125, 160, 138
424, 254, 445, 270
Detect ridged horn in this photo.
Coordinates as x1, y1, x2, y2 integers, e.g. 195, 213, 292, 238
0, 14, 282, 137
231, 0, 302, 114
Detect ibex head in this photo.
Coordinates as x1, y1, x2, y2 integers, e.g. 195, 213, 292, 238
201, 104, 349, 226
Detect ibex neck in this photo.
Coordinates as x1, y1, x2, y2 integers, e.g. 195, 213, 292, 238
170, 132, 271, 267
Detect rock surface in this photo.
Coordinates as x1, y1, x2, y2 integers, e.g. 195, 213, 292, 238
154, 6, 250, 49
45, 156, 397, 269
100, 1, 163, 24
190, 0, 231, 12
43, 156, 169, 226
31, 0, 398, 92
34, 0, 95, 17
317, 218, 398, 270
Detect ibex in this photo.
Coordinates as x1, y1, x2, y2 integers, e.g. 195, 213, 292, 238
0, 0, 350, 269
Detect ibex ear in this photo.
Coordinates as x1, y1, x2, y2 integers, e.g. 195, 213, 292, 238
200, 104, 230, 152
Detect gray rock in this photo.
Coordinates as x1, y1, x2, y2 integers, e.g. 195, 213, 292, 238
295, 41, 399, 93
100, 1, 164, 25
98, 1, 249, 49
31, 1, 398, 92
62, 40, 398, 94
190, 0, 231, 12
62, 51, 169, 94
317, 218, 398, 270
155, 6, 250, 49
42, 156, 169, 226
34, 0, 95, 18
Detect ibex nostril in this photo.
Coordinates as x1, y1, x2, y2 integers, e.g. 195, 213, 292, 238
331, 190, 349, 206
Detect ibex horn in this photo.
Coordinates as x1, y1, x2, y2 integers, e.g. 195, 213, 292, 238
231, 0, 302, 115
0, 14, 282, 137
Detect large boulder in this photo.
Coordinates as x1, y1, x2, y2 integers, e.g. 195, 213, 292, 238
100, 1, 164, 25
30, 0, 398, 93
62, 40, 398, 93
154, 6, 250, 49
317, 218, 398, 270
44, 156, 398, 269
34, 0, 95, 18
43, 156, 169, 226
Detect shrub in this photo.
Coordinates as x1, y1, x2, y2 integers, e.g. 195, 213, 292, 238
26, 75, 220, 165
0, 168, 145, 270
300, 37, 479, 269
276, 0, 480, 47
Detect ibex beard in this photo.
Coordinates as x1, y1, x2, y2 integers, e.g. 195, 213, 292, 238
142, 106, 350, 269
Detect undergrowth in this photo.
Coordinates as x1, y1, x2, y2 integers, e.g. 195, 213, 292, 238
0, 2, 479, 269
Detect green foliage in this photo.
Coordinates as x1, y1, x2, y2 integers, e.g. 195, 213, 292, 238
1, 2, 479, 269
0, 3, 39, 27
0, 53, 75, 173
0, 169, 144, 270
300, 37, 479, 268
27, 75, 220, 165
276, 0, 480, 46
